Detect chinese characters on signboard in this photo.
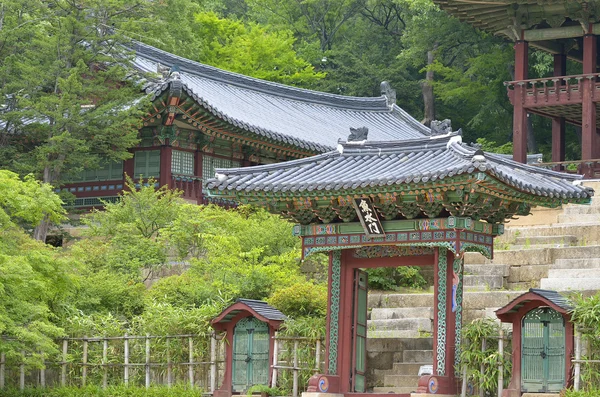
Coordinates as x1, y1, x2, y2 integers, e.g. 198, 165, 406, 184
352, 197, 385, 237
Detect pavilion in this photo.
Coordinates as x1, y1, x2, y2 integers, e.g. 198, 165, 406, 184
434, 0, 600, 177
207, 128, 592, 396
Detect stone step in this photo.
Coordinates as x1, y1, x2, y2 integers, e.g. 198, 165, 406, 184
369, 291, 524, 311
557, 213, 600, 224
465, 245, 600, 266
563, 205, 600, 214
392, 362, 432, 374
540, 277, 600, 291
552, 258, 600, 269
403, 349, 433, 363
372, 386, 416, 394
501, 223, 600, 245
514, 235, 578, 246
463, 274, 504, 289
464, 264, 508, 276
370, 307, 433, 320
383, 374, 420, 388
522, 393, 560, 397
547, 268, 600, 278
368, 330, 424, 338
368, 318, 431, 331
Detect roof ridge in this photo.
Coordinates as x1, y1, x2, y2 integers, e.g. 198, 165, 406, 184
130, 40, 391, 111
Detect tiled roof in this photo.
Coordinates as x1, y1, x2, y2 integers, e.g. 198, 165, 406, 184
237, 299, 287, 321
206, 133, 593, 201
130, 41, 431, 152
528, 289, 572, 311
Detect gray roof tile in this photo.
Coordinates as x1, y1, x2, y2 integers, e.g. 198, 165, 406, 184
130, 41, 431, 152
207, 133, 593, 201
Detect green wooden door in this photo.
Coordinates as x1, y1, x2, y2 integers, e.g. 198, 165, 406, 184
521, 307, 565, 393
351, 270, 368, 392
233, 317, 270, 392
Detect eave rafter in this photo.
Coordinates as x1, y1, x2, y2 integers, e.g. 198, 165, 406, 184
141, 92, 320, 159
215, 172, 578, 225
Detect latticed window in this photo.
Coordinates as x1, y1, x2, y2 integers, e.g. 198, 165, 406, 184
172, 150, 194, 175
72, 160, 123, 182
202, 156, 240, 187
134, 150, 160, 178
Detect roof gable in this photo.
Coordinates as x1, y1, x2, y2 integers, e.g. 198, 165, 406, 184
131, 41, 431, 153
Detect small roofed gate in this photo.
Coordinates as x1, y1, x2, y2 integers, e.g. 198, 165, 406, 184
233, 317, 270, 392
522, 307, 566, 393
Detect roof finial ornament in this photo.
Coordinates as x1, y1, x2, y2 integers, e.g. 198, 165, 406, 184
170, 64, 181, 80
380, 81, 396, 108
157, 63, 171, 79
430, 119, 453, 136
348, 127, 369, 142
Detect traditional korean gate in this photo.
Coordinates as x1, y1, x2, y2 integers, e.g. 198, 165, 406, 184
522, 307, 566, 393
233, 317, 270, 392
351, 270, 368, 392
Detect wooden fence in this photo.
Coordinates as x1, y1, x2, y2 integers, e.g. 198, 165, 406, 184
0, 333, 224, 390
0, 333, 323, 396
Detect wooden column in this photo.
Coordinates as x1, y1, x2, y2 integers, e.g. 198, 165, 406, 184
123, 156, 134, 180
160, 142, 173, 189
425, 248, 461, 395
582, 33, 598, 170
195, 149, 203, 203
513, 40, 529, 163
552, 54, 567, 169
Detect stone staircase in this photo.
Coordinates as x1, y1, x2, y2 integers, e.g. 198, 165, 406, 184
365, 180, 600, 393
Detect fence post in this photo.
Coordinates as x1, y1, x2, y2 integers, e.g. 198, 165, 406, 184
103, 339, 108, 389
40, 351, 45, 388
498, 328, 504, 397
189, 336, 194, 388
146, 334, 151, 389
0, 352, 4, 389
20, 350, 25, 391
574, 329, 581, 391
271, 333, 279, 388
479, 338, 486, 397
167, 338, 172, 388
124, 334, 129, 386
82, 336, 88, 387
61, 339, 68, 387
293, 340, 299, 397
211, 332, 217, 393
315, 339, 321, 372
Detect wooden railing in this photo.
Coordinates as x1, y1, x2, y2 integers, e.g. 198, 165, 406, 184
531, 158, 600, 178
505, 73, 600, 107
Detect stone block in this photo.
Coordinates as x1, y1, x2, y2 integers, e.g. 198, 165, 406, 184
370, 307, 433, 320
403, 349, 433, 363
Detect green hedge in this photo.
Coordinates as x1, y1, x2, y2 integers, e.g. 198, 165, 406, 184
0, 385, 203, 397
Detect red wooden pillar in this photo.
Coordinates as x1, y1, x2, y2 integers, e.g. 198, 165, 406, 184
513, 40, 529, 163
582, 33, 598, 176
426, 248, 461, 394
552, 54, 567, 170
195, 149, 203, 203
160, 142, 173, 189
123, 156, 134, 180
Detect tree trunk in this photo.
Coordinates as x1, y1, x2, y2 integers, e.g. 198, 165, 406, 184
33, 164, 54, 242
526, 113, 537, 154
421, 43, 438, 127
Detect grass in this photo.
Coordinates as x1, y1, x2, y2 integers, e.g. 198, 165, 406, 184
0, 385, 204, 397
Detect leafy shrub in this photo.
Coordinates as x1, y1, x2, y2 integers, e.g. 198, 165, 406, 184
366, 266, 427, 290
1, 385, 203, 397
460, 318, 511, 396
268, 282, 327, 318
569, 292, 600, 390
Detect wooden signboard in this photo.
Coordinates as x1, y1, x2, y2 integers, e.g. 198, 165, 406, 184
352, 197, 385, 237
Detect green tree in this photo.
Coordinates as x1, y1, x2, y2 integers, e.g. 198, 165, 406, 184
0, 0, 150, 240
0, 171, 71, 362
